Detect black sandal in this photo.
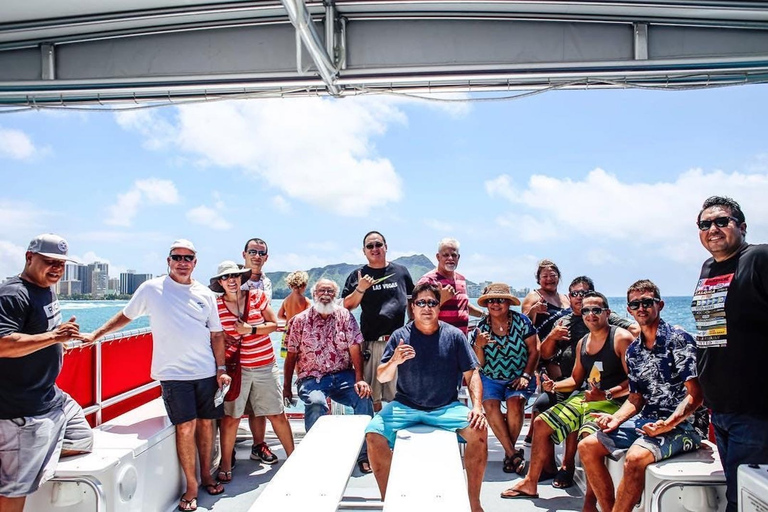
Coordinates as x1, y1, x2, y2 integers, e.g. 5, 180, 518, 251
357, 459, 373, 474
552, 468, 574, 488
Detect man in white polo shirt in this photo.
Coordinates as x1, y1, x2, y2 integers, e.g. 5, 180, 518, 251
85, 239, 231, 512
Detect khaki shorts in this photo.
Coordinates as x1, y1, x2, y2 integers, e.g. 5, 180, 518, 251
364, 339, 397, 404
226, 364, 284, 418
0, 393, 93, 497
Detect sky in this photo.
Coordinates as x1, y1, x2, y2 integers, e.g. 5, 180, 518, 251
1, 85, 767, 296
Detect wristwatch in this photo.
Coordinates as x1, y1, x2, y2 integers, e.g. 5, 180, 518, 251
605, 389, 613, 400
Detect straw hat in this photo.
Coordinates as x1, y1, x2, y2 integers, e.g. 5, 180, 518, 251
209, 260, 251, 293
477, 282, 521, 307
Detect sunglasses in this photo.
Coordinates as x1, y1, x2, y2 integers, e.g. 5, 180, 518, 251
486, 298, 508, 304
581, 307, 605, 316
569, 290, 588, 298
247, 249, 268, 256
628, 297, 660, 310
697, 216, 739, 231
170, 254, 195, 262
219, 273, 241, 281
365, 241, 385, 250
413, 299, 440, 308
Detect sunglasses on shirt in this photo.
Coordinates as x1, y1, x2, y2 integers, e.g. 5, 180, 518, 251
413, 299, 440, 308
697, 216, 739, 231
627, 297, 660, 310
170, 254, 195, 262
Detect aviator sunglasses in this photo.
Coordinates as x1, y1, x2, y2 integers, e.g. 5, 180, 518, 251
247, 249, 268, 256
170, 254, 195, 262
628, 297, 660, 310
413, 299, 440, 308
581, 306, 605, 316
365, 241, 385, 250
697, 216, 739, 231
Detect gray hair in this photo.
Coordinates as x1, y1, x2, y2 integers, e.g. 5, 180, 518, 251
311, 278, 339, 297
437, 237, 460, 253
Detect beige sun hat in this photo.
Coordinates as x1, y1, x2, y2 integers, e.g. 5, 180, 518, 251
477, 282, 521, 307
209, 260, 251, 293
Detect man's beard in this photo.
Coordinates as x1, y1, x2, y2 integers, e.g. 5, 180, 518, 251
314, 300, 337, 315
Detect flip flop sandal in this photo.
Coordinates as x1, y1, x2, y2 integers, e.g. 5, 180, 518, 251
216, 468, 233, 483
552, 468, 575, 489
357, 459, 373, 474
178, 495, 197, 511
203, 482, 225, 495
500, 488, 539, 500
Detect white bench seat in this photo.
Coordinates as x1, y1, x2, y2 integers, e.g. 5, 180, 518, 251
249, 414, 370, 512
383, 425, 469, 512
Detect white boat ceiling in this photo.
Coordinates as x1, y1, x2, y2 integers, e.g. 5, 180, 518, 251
1, 0, 768, 105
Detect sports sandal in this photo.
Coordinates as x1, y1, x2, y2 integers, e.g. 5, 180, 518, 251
552, 468, 574, 489
503, 449, 525, 473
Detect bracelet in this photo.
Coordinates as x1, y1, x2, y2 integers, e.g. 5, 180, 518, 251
355, 287, 365, 294
216, 365, 226, 371
522, 372, 532, 380
251, 326, 257, 335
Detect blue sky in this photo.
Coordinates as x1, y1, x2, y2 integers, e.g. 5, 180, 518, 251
2, 86, 767, 296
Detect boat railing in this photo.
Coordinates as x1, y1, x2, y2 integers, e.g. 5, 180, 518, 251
59, 327, 159, 427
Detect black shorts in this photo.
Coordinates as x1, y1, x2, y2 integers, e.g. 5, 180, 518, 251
160, 376, 223, 425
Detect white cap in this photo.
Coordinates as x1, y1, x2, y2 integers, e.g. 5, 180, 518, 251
169, 239, 197, 254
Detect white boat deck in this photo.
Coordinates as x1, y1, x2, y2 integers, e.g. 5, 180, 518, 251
192, 417, 584, 512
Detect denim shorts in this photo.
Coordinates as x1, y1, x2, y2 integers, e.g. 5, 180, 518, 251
595, 417, 701, 462
480, 373, 536, 403
161, 376, 223, 425
365, 400, 470, 448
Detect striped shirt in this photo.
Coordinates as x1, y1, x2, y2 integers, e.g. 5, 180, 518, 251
217, 289, 275, 368
417, 269, 470, 335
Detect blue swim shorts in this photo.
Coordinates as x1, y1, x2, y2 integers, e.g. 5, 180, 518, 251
595, 417, 701, 462
480, 373, 536, 403
365, 400, 470, 448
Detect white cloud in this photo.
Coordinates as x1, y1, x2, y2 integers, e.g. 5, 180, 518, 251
186, 205, 232, 231
0, 201, 49, 236
114, 110, 178, 150
0, 240, 25, 280
459, 252, 540, 286
485, 167, 768, 263
0, 127, 43, 160
105, 178, 180, 226
272, 195, 291, 214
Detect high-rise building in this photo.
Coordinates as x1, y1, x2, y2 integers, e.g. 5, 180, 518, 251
59, 280, 82, 296
108, 278, 120, 295
119, 270, 152, 295
77, 264, 92, 294
64, 262, 79, 282
90, 262, 109, 298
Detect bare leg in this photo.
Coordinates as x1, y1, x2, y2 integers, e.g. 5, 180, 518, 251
366, 432, 393, 499
505, 397, 526, 447
504, 416, 555, 496
614, 446, 654, 512
582, 478, 599, 512
524, 411, 538, 442
195, 419, 219, 488
266, 413, 295, 457
249, 415, 267, 446
219, 415, 241, 472
577, 435, 614, 512
0, 496, 26, 512
561, 431, 578, 474
175, 419, 199, 500
484, 400, 514, 457
458, 425, 488, 512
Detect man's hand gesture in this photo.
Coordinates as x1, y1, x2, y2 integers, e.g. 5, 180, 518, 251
53, 316, 80, 342
357, 270, 375, 292
391, 339, 415, 365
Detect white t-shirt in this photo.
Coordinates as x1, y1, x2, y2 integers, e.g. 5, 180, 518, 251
124, 276, 223, 381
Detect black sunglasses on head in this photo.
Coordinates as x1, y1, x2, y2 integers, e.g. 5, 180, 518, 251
170, 254, 195, 262
628, 297, 660, 310
697, 216, 739, 231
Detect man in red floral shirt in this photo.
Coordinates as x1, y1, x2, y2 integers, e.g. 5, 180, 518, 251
283, 278, 374, 472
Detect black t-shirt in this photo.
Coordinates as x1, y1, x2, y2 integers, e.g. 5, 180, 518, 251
555, 312, 634, 378
0, 276, 64, 418
342, 262, 414, 340
692, 244, 768, 416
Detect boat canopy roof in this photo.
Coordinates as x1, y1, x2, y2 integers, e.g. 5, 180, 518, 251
2, 0, 768, 105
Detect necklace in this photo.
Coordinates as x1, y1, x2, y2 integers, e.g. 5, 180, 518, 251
492, 319, 509, 334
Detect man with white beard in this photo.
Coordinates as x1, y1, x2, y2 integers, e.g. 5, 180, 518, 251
282, 279, 375, 472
